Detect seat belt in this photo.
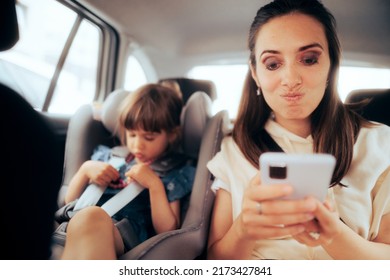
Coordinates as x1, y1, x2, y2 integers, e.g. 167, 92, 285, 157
73, 155, 144, 217
72, 149, 187, 217
100, 182, 144, 216
259, 129, 284, 153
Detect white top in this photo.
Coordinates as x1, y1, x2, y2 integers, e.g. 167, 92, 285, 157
207, 119, 390, 259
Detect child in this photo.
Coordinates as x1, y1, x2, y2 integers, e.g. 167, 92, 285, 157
61, 83, 195, 259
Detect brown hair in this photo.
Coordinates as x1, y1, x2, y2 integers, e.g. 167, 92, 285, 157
233, 0, 370, 186
118, 83, 183, 150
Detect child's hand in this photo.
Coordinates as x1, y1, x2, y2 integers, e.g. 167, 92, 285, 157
125, 164, 161, 190
82, 160, 120, 187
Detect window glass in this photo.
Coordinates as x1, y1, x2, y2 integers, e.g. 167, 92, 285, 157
124, 56, 148, 91
50, 20, 100, 114
188, 65, 247, 118
0, 0, 101, 115
189, 64, 390, 118
0, 0, 75, 109
338, 67, 390, 101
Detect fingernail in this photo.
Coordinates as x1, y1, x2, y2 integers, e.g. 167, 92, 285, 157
306, 214, 315, 220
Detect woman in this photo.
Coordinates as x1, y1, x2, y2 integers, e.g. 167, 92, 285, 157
207, 0, 390, 259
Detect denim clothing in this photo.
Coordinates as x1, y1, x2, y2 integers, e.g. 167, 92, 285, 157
91, 145, 195, 247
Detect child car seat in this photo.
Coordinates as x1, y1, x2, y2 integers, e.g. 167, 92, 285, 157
158, 77, 217, 104
52, 80, 230, 259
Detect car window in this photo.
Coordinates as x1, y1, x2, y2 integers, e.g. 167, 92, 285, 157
0, 0, 101, 115
188, 65, 247, 118
50, 19, 100, 114
338, 67, 390, 101
123, 55, 148, 91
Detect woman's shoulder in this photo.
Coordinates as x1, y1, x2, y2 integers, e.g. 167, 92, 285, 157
209, 135, 248, 168
220, 135, 240, 152
359, 122, 390, 140
357, 122, 390, 152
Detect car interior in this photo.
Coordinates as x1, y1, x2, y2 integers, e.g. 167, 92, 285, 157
0, 0, 389, 260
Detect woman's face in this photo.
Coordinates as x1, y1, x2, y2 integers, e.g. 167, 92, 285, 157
250, 13, 331, 135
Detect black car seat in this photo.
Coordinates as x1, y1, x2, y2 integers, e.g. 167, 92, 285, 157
345, 88, 390, 126
53, 80, 229, 259
0, 0, 63, 259
158, 77, 217, 104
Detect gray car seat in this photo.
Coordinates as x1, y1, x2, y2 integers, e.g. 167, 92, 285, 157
121, 109, 230, 259
53, 80, 230, 259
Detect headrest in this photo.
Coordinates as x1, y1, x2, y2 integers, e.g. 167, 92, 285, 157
100, 88, 212, 158
100, 89, 130, 137
345, 88, 390, 126
181, 91, 213, 158
0, 0, 19, 51
158, 78, 217, 104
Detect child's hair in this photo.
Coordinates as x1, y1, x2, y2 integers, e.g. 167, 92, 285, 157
118, 83, 183, 149
159, 80, 183, 100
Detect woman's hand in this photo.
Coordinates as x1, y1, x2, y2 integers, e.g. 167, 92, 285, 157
82, 160, 119, 187
292, 199, 343, 246
239, 173, 318, 240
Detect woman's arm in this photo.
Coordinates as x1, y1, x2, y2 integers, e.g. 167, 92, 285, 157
207, 188, 256, 259
65, 160, 119, 204
126, 164, 180, 233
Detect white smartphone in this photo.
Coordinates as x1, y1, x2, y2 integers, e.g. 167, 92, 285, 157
259, 152, 336, 201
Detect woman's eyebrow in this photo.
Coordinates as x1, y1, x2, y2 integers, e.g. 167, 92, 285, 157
260, 43, 324, 57
298, 43, 324, 52
260, 49, 280, 57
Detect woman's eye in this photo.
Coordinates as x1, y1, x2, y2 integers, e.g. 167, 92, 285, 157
264, 58, 281, 71
266, 63, 280, 71
301, 54, 319, 65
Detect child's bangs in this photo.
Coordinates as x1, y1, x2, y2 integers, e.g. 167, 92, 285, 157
124, 103, 169, 133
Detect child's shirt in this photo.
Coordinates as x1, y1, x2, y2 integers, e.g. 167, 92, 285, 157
91, 145, 195, 244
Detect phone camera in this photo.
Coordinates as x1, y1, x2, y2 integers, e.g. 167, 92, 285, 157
269, 164, 287, 179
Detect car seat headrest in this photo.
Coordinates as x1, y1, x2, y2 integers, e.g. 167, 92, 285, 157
181, 91, 212, 158
345, 88, 390, 126
100, 88, 212, 159
100, 89, 130, 138
158, 78, 217, 104
0, 0, 19, 51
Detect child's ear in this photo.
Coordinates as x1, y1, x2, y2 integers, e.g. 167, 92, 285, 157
168, 126, 181, 144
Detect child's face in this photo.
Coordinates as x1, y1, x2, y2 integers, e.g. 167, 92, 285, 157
125, 128, 170, 164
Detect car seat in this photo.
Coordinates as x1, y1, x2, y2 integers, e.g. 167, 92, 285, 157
158, 77, 217, 104
345, 88, 390, 126
53, 80, 230, 259
120, 109, 230, 260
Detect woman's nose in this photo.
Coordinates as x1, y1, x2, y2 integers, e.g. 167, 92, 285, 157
281, 64, 302, 89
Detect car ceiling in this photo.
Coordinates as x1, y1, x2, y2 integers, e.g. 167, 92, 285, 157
75, 0, 390, 74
